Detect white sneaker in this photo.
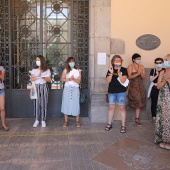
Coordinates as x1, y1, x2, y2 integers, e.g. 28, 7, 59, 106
33, 120, 39, 128
41, 121, 46, 128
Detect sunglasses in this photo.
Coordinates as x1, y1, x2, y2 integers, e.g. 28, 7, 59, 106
155, 62, 163, 64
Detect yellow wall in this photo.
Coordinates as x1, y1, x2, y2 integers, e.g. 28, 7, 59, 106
111, 0, 170, 68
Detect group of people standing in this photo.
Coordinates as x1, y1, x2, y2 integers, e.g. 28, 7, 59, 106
0, 53, 169, 149
105, 53, 170, 150
0, 55, 81, 131
30, 55, 81, 128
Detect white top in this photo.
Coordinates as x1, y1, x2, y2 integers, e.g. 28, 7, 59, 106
31, 69, 51, 84
0, 66, 5, 89
64, 69, 80, 87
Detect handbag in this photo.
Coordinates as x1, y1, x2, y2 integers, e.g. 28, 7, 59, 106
106, 94, 109, 103
147, 82, 155, 98
147, 69, 155, 98
30, 81, 38, 100
79, 89, 87, 104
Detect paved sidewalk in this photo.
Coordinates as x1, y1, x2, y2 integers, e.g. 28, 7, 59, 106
0, 118, 169, 170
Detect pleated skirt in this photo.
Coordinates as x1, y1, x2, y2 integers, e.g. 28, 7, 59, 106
61, 86, 80, 116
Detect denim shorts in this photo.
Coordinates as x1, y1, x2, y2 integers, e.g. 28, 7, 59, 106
0, 89, 5, 96
108, 92, 126, 105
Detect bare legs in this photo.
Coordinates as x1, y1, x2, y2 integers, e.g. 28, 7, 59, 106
76, 115, 79, 123
108, 104, 115, 125
135, 108, 142, 126
64, 114, 68, 123
105, 104, 126, 131
63, 114, 80, 127
135, 108, 140, 119
0, 96, 9, 130
119, 105, 126, 127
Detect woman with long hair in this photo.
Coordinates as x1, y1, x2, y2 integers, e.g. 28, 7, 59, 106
30, 55, 51, 128
61, 57, 81, 128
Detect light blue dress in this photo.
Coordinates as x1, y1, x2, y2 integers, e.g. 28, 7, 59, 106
61, 69, 80, 116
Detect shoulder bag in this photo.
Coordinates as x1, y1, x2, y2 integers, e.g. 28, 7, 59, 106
147, 69, 155, 98
30, 81, 38, 100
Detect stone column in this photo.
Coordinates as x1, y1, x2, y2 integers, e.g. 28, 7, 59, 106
89, 0, 112, 122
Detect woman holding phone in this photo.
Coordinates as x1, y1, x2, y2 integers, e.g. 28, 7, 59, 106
105, 55, 128, 133
0, 65, 9, 131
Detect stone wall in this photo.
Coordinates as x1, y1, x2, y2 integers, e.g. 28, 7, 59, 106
90, 68, 153, 123
89, 0, 153, 123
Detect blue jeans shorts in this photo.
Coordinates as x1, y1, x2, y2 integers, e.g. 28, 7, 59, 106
0, 89, 5, 96
108, 92, 126, 105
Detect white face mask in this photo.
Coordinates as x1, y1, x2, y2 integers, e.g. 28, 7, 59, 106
156, 64, 162, 68
36, 61, 41, 66
135, 59, 141, 64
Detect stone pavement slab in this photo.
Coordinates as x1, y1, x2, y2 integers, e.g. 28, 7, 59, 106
0, 118, 169, 170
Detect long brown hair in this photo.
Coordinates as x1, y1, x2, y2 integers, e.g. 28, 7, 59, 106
35, 55, 48, 72
65, 57, 78, 73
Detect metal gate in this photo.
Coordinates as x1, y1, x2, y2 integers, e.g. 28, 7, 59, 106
0, 0, 89, 118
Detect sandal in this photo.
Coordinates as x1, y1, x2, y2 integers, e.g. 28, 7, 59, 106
165, 144, 170, 150
135, 118, 142, 126
159, 142, 166, 148
2, 126, 10, 131
63, 122, 68, 128
120, 126, 126, 133
105, 124, 112, 131
76, 122, 81, 128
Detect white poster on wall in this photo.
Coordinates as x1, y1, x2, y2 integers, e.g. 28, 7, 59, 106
97, 53, 106, 65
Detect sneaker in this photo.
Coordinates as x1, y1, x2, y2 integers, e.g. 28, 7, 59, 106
33, 120, 39, 128
41, 121, 46, 128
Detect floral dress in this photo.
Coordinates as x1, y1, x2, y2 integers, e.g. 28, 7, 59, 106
155, 77, 170, 144
128, 72, 146, 108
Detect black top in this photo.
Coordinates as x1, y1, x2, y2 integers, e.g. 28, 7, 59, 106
106, 67, 128, 93
150, 68, 165, 83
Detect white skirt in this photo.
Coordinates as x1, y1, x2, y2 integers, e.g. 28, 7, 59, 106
61, 86, 80, 116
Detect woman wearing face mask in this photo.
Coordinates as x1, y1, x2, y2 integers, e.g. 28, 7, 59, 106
127, 53, 146, 126
30, 55, 51, 128
150, 58, 164, 123
61, 57, 82, 128
155, 54, 170, 150
105, 55, 128, 133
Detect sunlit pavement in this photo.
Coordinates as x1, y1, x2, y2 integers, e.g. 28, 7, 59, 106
0, 118, 169, 170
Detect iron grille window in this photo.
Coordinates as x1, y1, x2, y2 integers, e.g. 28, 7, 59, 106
0, 0, 88, 90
